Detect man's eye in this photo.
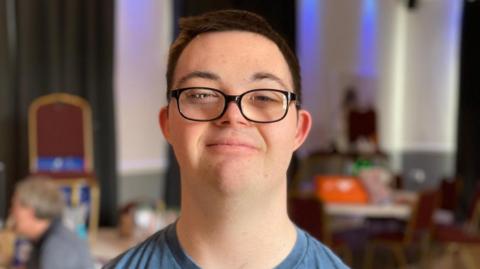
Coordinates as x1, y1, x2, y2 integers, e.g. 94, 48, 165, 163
189, 93, 212, 99
184, 91, 220, 103
252, 95, 276, 102
250, 94, 283, 104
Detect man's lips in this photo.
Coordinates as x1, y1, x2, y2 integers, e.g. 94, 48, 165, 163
206, 140, 259, 150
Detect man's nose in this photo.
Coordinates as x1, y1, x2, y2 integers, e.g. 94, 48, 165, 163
216, 101, 249, 126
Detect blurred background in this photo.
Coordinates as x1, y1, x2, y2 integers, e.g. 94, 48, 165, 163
0, 0, 479, 268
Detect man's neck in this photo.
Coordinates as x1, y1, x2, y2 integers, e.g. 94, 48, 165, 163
176, 185, 297, 269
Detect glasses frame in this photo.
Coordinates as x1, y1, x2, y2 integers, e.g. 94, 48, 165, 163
168, 87, 298, 123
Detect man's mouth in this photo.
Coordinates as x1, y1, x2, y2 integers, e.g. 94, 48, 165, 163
206, 139, 258, 151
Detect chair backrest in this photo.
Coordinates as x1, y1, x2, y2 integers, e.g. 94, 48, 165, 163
439, 177, 463, 211
405, 189, 439, 243
347, 108, 377, 144
29, 93, 94, 174
288, 193, 331, 245
467, 181, 480, 230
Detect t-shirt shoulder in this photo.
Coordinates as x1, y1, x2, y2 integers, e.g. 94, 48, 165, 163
295, 229, 350, 269
103, 224, 349, 269
102, 227, 177, 269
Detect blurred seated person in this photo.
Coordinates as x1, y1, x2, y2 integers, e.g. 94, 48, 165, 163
343, 86, 378, 153
10, 176, 94, 269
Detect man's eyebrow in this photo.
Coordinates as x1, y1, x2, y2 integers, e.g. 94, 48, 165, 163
176, 71, 220, 86
251, 72, 289, 89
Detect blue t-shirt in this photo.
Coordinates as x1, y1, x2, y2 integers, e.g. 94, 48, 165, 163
103, 223, 349, 269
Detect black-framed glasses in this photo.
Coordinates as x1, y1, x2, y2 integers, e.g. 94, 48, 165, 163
168, 87, 298, 123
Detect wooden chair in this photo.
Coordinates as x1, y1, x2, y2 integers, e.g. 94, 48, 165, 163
288, 192, 352, 265
28, 93, 94, 178
28, 93, 99, 241
439, 177, 463, 212
363, 189, 440, 269
431, 182, 480, 269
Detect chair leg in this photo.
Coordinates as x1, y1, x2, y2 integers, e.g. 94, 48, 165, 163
343, 247, 353, 267
336, 245, 353, 267
363, 243, 374, 269
391, 245, 408, 268
419, 235, 431, 269
458, 245, 477, 269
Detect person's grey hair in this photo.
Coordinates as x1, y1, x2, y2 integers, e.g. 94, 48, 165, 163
15, 177, 65, 220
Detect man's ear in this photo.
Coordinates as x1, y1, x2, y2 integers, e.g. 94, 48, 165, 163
293, 109, 312, 151
159, 106, 171, 142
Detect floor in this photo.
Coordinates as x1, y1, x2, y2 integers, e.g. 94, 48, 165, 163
343, 243, 480, 269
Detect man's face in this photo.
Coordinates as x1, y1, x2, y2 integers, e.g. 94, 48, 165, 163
10, 194, 36, 238
160, 31, 311, 197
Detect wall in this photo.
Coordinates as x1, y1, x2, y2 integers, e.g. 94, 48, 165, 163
115, 0, 172, 205
298, 0, 363, 152
298, 0, 462, 187
113, 0, 463, 200
385, 0, 462, 188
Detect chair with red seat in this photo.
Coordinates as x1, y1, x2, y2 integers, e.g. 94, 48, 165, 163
363, 189, 440, 268
432, 181, 480, 269
28, 93, 99, 241
29, 93, 94, 178
288, 192, 352, 265
435, 180, 480, 239
434, 177, 464, 225
439, 177, 463, 212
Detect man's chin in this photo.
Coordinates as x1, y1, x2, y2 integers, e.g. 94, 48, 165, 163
194, 157, 274, 195
214, 177, 254, 196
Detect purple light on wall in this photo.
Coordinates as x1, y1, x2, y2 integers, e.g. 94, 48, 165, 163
357, 0, 378, 77
297, 0, 323, 97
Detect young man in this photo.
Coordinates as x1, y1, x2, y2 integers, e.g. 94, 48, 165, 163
10, 177, 94, 269
105, 10, 348, 269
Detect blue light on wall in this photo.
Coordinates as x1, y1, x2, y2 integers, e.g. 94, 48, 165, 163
446, 0, 462, 44
297, 0, 323, 82
124, 0, 151, 31
357, 0, 378, 76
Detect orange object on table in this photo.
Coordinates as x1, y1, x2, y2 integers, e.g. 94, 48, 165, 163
315, 175, 369, 204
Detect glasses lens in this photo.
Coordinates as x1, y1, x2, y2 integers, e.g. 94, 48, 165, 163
178, 88, 224, 120
242, 90, 288, 122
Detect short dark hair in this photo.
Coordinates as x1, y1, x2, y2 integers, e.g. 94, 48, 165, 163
166, 9, 302, 105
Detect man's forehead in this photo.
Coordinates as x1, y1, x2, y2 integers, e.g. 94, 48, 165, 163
173, 31, 293, 89
176, 70, 290, 90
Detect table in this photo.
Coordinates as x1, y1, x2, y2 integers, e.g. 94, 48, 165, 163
325, 202, 412, 219
325, 191, 417, 220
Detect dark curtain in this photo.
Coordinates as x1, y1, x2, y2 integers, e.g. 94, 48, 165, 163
165, 0, 296, 208
0, 0, 117, 226
0, 0, 15, 221
456, 0, 480, 218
